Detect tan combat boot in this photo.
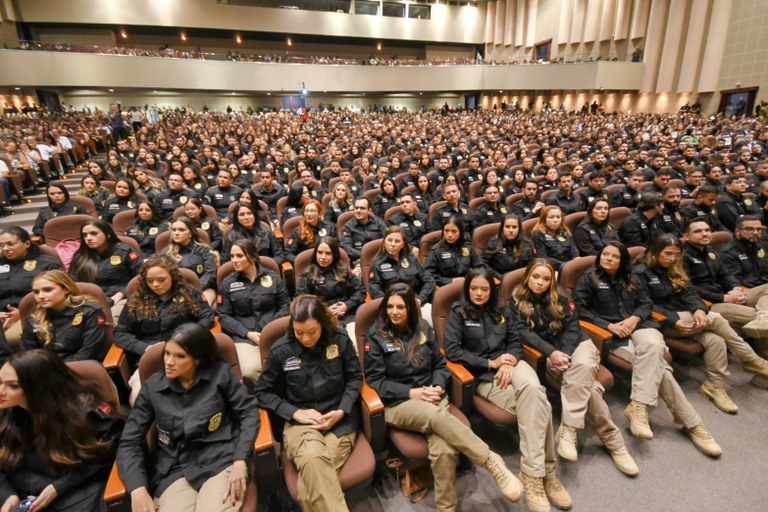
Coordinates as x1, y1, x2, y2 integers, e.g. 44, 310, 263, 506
699, 380, 739, 414
610, 447, 639, 477
518, 471, 550, 512
482, 452, 522, 503
742, 356, 768, 379
684, 423, 722, 457
556, 424, 578, 462
624, 400, 653, 440
544, 468, 572, 510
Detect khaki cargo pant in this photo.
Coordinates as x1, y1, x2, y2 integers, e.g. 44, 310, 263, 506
156, 465, 243, 512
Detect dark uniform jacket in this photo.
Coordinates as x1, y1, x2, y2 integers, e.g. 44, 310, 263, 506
75, 242, 142, 297
221, 226, 283, 264
340, 216, 387, 261
429, 202, 475, 242
681, 202, 726, 232
255, 329, 362, 437
171, 244, 218, 290
324, 201, 354, 226
545, 191, 583, 215
510, 197, 540, 221
720, 238, 768, 287
285, 221, 337, 263
204, 185, 243, 219
102, 196, 139, 223
115, 285, 214, 357
253, 184, 286, 219
296, 266, 366, 325
473, 201, 509, 227
125, 220, 168, 256
413, 191, 437, 213
578, 188, 609, 207
0, 248, 61, 311
715, 192, 761, 232
573, 220, 618, 256
633, 263, 708, 330
118, 363, 259, 497
281, 204, 302, 224
656, 205, 685, 236
372, 193, 398, 218
609, 185, 639, 209
682, 242, 740, 303
154, 188, 198, 221
191, 217, 222, 252
618, 211, 658, 248
369, 253, 435, 303
511, 295, 586, 356
387, 210, 429, 248
84, 189, 111, 217
0, 400, 123, 511
531, 230, 579, 270
425, 241, 484, 286
572, 271, 658, 348
364, 321, 449, 406
481, 236, 535, 281
32, 201, 86, 237
21, 301, 107, 361
218, 269, 290, 343
443, 303, 522, 381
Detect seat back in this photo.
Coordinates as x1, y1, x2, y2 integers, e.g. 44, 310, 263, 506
710, 231, 733, 251
432, 279, 464, 347
216, 257, 281, 288
504, 193, 524, 209
428, 200, 447, 225
472, 223, 500, 254
628, 246, 645, 262
139, 332, 242, 384
500, 267, 527, 305
354, 298, 384, 367
522, 218, 538, 238
563, 212, 587, 234
418, 230, 443, 266
281, 216, 302, 239
337, 211, 356, 239
118, 236, 143, 260
71, 195, 99, 217
558, 256, 596, 296
43, 214, 94, 248
608, 207, 632, 231
67, 360, 120, 411
360, 239, 383, 296
258, 316, 292, 370
112, 209, 137, 236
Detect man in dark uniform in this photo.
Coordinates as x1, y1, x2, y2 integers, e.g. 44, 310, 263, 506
430, 183, 474, 242
545, 172, 582, 214
609, 170, 643, 209
253, 168, 286, 222
298, 169, 326, 200
473, 185, 508, 227
270, 149, 293, 185
681, 184, 726, 232
460, 155, 484, 195
578, 171, 609, 208
656, 184, 685, 236
340, 197, 387, 263
644, 168, 673, 196
715, 175, 761, 232
721, 215, 768, 289
619, 192, 663, 247
387, 193, 428, 255
154, 172, 198, 221
399, 162, 422, 192
338, 168, 362, 198
511, 179, 544, 221
204, 168, 243, 220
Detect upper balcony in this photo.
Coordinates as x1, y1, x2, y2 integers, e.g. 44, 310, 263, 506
0, 49, 644, 93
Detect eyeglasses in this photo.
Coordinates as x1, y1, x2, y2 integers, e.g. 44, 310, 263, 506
304, 209, 319, 214
740, 226, 764, 232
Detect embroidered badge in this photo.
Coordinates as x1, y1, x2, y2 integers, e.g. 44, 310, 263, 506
414, 220, 422, 227
157, 427, 173, 447
180, 196, 188, 204
149, 227, 159, 235
196, 264, 204, 274
283, 356, 302, 372
260, 274, 273, 287
110, 255, 122, 265
708, 253, 717, 260
128, 201, 135, 208
208, 412, 223, 432
557, 236, 566, 242
72, 312, 84, 326
326, 344, 339, 359
201, 222, 210, 231
97, 316, 105, 325
401, 258, 410, 268
319, 228, 328, 236
23, 260, 37, 271
419, 332, 427, 345
759, 248, 766, 258
500, 207, 507, 213
745, 199, 753, 206
461, 247, 470, 257
461, 207, 468, 214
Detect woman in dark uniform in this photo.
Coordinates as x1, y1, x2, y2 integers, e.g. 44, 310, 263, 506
296, 237, 365, 339
79, 175, 110, 217
572, 241, 722, 457
102, 178, 142, 223
413, 174, 437, 213
573, 198, 618, 256
369, 226, 435, 320
162, 216, 218, 305
218, 239, 290, 384
285, 200, 336, 264
31, 182, 86, 238
69, 219, 142, 317
372, 177, 399, 218
511, 260, 638, 477
184, 198, 222, 252
0, 227, 61, 348
635, 234, 768, 413
425, 215, 484, 286
182, 165, 208, 196
0, 349, 124, 512
254, 295, 361, 512
20, 271, 108, 362
481, 213, 535, 282
130, 167, 164, 203
324, 183, 355, 226
117, 323, 260, 512
364, 284, 522, 512
282, 182, 309, 225
124, 200, 168, 256
530, 205, 579, 271
221, 202, 283, 264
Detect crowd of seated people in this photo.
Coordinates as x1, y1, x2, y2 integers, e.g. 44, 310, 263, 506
1, 106, 768, 510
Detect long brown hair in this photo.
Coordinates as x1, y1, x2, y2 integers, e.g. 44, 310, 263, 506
0, 350, 113, 474
511, 258, 566, 334
531, 205, 571, 236
644, 234, 688, 292
126, 255, 200, 320
30, 271, 95, 346
374, 283, 426, 366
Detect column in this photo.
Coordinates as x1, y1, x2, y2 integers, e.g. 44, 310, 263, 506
656, 0, 687, 93
677, 0, 710, 92
697, 0, 732, 92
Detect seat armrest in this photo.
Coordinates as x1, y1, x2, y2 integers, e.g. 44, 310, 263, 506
521, 344, 545, 376
281, 261, 293, 273
703, 299, 712, 308
254, 408, 274, 453
253, 408, 280, 495
274, 229, 283, 239
103, 344, 131, 404
651, 311, 667, 323
360, 381, 386, 454
103, 463, 129, 511
440, 350, 474, 416
579, 320, 612, 352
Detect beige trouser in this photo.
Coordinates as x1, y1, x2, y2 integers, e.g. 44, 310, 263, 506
203, 288, 217, 307
156, 465, 243, 512
420, 303, 433, 327
474, 360, 557, 478
111, 298, 127, 324
234, 342, 262, 386
385, 396, 490, 512
547, 339, 624, 452
3, 320, 22, 347
282, 423, 355, 512
664, 311, 758, 386
711, 282, 768, 332
611, 328, 701, 429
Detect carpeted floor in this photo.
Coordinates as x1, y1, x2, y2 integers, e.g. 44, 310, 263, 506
340, 355, 768, 512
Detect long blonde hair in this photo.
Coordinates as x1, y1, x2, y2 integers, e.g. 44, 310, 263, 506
31, 271, 94, 346
511, 259, 566, 334
163, 216, 211, 261
531, 205, 571, 237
